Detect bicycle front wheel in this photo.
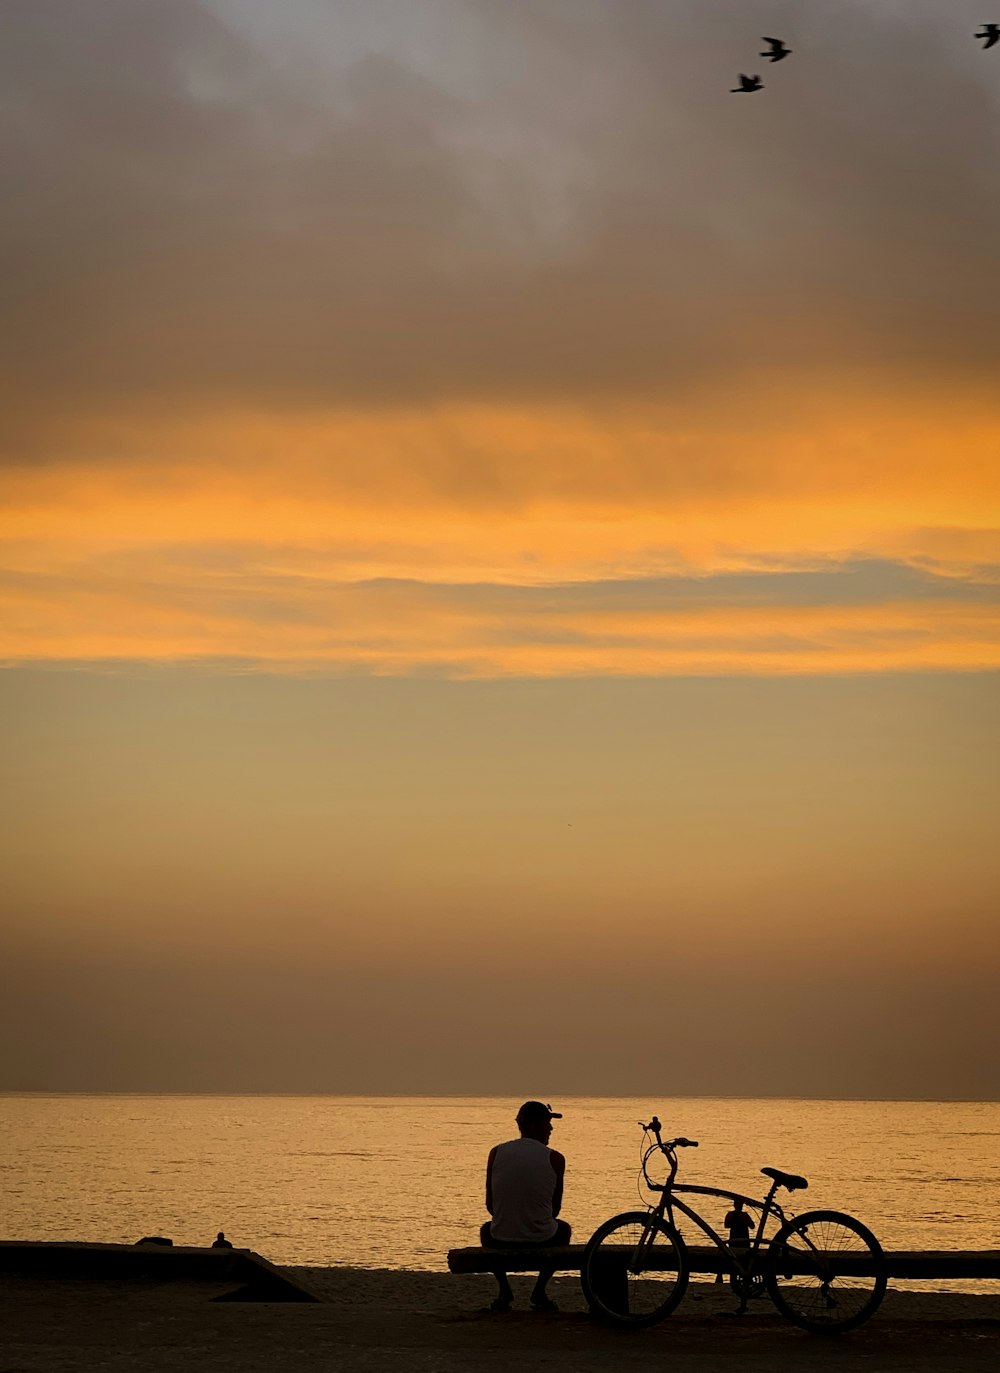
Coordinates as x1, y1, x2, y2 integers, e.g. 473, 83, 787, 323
581, 1211, 689, 1327
766, 1210, 886, 1334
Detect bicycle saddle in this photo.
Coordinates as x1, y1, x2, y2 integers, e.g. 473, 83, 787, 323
761, 1166, 808, 1191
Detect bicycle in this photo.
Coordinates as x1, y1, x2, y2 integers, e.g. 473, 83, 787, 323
580, 1114, 887, 1335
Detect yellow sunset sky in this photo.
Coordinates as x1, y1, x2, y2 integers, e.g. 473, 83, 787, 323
1, 0, 998, 1096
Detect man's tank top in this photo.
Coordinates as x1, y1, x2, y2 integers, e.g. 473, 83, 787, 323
489, 1137, 559, 1242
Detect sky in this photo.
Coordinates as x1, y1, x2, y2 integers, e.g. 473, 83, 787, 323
1, 0, 998, 1097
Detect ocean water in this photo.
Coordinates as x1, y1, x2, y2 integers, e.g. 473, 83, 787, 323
1, 1095, 997, 1287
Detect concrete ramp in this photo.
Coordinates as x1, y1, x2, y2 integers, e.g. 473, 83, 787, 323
0, 1240, 321, 1302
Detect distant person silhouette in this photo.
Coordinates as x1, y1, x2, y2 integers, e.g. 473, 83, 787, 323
712, 1199, 753, 1282
725, 1199, 753, 1251
212, 1231, 234, 1249
480, 1101, 570, 1312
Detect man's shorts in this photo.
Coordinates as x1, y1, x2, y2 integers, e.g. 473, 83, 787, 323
480, 1219, 572, 1247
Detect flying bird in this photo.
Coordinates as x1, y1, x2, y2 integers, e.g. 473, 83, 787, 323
731, 73, 764, 93
975, 24, 1000, 48
760, 37, 792, 62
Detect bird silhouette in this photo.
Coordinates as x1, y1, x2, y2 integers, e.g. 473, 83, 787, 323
760, 37, 792, 62
731, 73, 763, 93
975, 24, 1000, 49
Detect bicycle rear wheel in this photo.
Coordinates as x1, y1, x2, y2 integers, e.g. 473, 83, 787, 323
766, 1209, 886, 1334
581, 1211, 689, 1327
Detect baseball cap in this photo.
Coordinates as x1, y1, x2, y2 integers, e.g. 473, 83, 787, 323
516, 1100, 563, 1125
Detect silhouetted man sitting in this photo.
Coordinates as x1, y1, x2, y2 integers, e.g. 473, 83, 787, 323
211, 1231, 233, 1249
480, 1100, 571, 1312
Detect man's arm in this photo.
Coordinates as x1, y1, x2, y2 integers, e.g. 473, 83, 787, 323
550, 1149, 566, 1218
485, 1145, 498, 1215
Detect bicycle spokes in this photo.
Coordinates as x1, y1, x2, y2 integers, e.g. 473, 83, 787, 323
766, 1211, 887, 1334
581, 1213, 689, 1327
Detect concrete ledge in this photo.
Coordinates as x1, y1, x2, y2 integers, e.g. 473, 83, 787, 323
0, 1241, 321, 1302
448, 1244, 1000, 1280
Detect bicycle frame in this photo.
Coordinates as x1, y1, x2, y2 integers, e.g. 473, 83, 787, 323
642, 1130, 789, 1281
655, 1185, 785, 1278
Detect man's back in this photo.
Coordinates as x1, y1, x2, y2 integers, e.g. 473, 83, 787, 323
488, 1136, 560, 1242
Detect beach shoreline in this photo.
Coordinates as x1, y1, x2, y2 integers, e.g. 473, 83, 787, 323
2, 1265, 997, 1372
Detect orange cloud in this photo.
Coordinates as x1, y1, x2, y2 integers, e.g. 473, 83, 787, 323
2, 391, 998, 675
4, 571, 997, 676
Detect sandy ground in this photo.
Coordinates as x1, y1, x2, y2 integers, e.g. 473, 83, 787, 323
1, 1268, 997, 1372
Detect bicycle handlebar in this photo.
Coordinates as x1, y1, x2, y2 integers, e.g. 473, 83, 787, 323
638, 1117, 699, 1149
